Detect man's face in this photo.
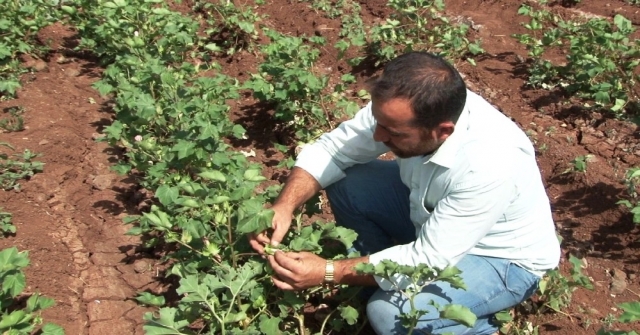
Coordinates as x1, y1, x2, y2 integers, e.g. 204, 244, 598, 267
371, 98, 444, 158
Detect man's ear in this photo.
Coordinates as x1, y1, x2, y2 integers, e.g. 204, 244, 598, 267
435, 121, 455, 141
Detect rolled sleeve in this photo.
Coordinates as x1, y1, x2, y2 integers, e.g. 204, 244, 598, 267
295, 146, 347, 188
294, 103, 389, 188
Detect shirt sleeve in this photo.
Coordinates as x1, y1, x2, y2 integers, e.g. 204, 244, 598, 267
369, 158, 518, 290
295, 103, 389, 188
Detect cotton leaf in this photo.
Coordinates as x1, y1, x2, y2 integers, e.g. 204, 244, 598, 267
143, 307, 193, 335
258, 315, 281, 334
339, 305, 359, 325
41, 323, 65, 335
618, 302, 640, 323
439, 304, 477, 327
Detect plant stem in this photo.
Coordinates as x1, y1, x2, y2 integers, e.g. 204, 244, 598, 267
319, 308, 337, 334
227, 207, 237, 268
296, 312, 306, 335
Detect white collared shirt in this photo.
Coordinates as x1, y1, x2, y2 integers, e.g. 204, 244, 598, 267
296, 90, 560, 290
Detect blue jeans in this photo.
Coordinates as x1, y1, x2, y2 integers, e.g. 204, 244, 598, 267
325, 160, 540, 335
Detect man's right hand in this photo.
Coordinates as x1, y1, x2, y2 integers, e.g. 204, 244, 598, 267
248, 204, 293, 254
248, 167, 322, 254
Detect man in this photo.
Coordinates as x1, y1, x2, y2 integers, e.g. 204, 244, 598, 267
249, 52, 560, 335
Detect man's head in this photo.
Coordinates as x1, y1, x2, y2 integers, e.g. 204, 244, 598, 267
367, 52, 467, 158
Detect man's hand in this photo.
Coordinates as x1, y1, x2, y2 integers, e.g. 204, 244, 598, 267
268, 251, 326, 290
248, 167, 322, 254
248, 204, 293, 254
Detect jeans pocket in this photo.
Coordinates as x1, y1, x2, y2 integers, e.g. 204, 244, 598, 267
504, 263, 540, 301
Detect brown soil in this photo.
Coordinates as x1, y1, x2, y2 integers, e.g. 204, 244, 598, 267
0, 0, 638, 334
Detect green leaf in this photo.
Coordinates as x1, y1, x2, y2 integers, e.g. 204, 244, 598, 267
236, 209, 273, 234
0, 80, 21, 96
439, 304, 477, 327
198, 170, 226, 182
618, 301, 640, 323
102, 2, 118, 9
223, 311, 247, 324
125, 226, 143, 235
0, 310, 30, 330
136, 292, 166, 307
143, 307, 193, 335
436, 266, 466, 290
3, 272, 26, 297
493, 309, 513, 323
25, 293, 55, 313
538, 276, 549, 294
152, 8, 172, 15
323, 225, 358, 249
41, 323, 65, 335
338, 305, 359, 325
0, 247, 29, 271
232, 124, 246, 139
237, 201, 274, 234
594, 91, 610, 105
60, 5, 77, 15
613, 14, 632, 32
176, 275, 210, 303
178, 198, 199, 208
156, 185, 179, 206
172, 140, 195, 160
243, 168, 266, 182
611, 99, 625, 112
258, 315, 281, 334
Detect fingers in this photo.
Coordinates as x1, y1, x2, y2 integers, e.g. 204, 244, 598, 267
269, 207, 293, 246
267, 252, 295, 279
267, 252, 324, 290
270, 227, 287, 247
255, 232, 270, 244
247, 233, 269, 254
271, 275, 295, 290
272, 250, 301, 269
269, 252, 304, 290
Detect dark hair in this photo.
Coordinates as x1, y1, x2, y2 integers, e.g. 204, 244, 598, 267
366, 52, 467, 129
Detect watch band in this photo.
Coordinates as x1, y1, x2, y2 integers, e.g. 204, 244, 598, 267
324, 259, 335, 284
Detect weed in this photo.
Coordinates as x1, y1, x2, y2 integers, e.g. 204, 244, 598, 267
494, 309, 540, 335
0, 142, 44, 191
0, 106, 25, 132
535, 255, 593, 314
537, 143, 548, 154
562, 154, 594, 174
617, 167, 640, 225
596, 301, 640, 335
0, 210, 15, 236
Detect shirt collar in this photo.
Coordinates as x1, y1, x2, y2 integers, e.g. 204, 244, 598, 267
422, 100, 471, 169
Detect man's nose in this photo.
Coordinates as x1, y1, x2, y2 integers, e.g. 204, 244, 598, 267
373, 124, 388, 142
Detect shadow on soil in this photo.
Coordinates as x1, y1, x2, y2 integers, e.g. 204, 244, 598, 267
550, 176, 640, 264
475, 51, 530, 81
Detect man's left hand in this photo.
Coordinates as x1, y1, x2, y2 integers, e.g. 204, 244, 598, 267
268, 251, 326, 290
